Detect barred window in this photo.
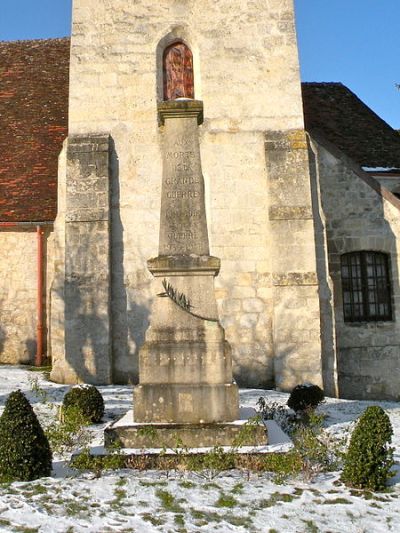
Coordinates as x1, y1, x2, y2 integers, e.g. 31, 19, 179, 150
341, 251, 392, 322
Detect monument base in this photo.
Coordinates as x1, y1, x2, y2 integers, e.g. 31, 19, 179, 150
105, 409, 267, 449
134, 383, 239, 424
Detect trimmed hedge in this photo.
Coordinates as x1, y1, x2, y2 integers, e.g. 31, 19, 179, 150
287, 384, 324, 413
0, 390, 52, 482
341, 405, 394, 491
63, 385, 104, 424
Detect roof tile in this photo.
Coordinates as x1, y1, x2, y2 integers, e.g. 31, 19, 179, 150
0, 38, 70, 222
302, 82, 400, 168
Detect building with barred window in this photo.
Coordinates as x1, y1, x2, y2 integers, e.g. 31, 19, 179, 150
1, 0, 400, 400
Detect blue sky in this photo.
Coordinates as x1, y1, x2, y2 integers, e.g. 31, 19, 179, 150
0, 0, 398, 128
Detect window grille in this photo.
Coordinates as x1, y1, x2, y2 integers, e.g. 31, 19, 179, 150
341, 251, 392, 322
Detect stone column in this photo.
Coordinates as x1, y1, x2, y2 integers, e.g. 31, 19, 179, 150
134, 100, 239, 424
50, 134, 112, 385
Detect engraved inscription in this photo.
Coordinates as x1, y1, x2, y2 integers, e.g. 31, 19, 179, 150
166, 151, 195, 160
168, 231, 194, 241
166, 208, 201, 221
174, 137, 192, 148
159, 116, 209, 255
167, 190, 199, 199
166, 177, 198, 186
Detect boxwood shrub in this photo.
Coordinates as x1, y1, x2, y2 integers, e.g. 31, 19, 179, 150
287, 384, 324, 413
63, 385, 104, 424
0, 390, 52, 482
341, 405, 394, 491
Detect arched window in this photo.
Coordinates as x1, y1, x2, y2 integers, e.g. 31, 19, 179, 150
341, 251, 392, 322
163, 42, 194, 101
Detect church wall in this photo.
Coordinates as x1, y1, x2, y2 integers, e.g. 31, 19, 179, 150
51, 0, 320, 387
0, 230, 40, 364
313, 140, 400, 400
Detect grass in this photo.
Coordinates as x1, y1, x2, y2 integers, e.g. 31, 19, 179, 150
215, 493, 238, 508
64, 500, 89, 516
141, 513, 166, 526
191, 509, 222, 524
231, 482, 244, 495
179, 480, 195, 489
110, 487, 126, 509
257, 492, 297, 508
224, 513, 253, 528
19, 483, 48, 498
139, 480, 168, 487
115, 477, 128, 487
156, 489, 185, 513
322, 497, 352, 505
302, 519, 320, 533
27, 365, 52, 373
174, 514, 185, 527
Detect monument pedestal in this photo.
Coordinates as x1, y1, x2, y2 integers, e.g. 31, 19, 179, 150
134, 254, 239, 424
105, 409, 267, 449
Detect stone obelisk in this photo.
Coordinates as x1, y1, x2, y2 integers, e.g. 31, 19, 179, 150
134, 99, 239, 426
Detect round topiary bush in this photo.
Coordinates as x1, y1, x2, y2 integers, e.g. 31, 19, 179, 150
287, 383, 325, 413
0, 390, 52, 482
62, 385, 104, 423
341, 405, 394, 491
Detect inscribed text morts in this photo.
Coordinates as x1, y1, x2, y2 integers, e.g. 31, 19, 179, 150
159, 112, 209, 256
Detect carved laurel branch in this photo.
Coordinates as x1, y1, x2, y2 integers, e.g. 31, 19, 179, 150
157, 278, 218, 322
159, 278, 192, 311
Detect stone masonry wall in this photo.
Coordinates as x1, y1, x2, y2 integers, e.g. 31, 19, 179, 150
312, 139, 400, 400
51, 0, 314, 386
0, 229, 49, 364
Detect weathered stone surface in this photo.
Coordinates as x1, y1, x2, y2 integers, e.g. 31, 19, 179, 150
105, 415, 267, 448
159, 101, 208, 256
266, 129, 323, 391
148, 255, 220, 275
50, 134, 112, 385
134, 101, 239, 424
158, 100, 203, 125
269, 206, 313, 220
134, 383, 239, 424
273, 272, 318, 286
309, 137, 400, 400
0, 228, 49, 364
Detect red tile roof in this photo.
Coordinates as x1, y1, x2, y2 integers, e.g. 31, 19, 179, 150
0, 38, 70, 222
302, 82, 400, 169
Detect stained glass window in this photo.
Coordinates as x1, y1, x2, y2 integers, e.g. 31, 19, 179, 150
163, 42, 194, 101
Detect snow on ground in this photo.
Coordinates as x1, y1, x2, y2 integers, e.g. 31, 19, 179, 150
0, 366, 400, 532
